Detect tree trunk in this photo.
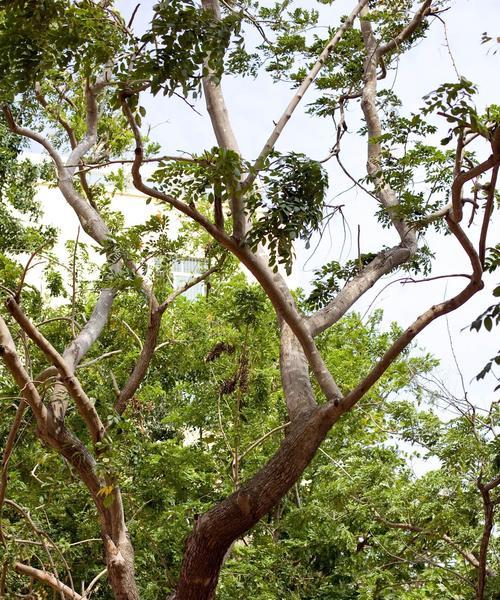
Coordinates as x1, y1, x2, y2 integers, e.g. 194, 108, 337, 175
173, 404, 337, 599
105, 534, 139, 600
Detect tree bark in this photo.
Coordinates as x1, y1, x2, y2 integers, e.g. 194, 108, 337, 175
173, 405, 335, 599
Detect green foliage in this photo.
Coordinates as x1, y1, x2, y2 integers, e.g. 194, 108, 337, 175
1, 259, 497, 598
0, 0, 125, 101
151, 146, 242, 208
423, 79, 500, 143
247, 152, 329, 274
0, 2, 498, 598
470, 284, 500, 386
306, 253, 378, 310
0, 119, 61, 309
134, 0, 243, 97
370, 106, 456, 230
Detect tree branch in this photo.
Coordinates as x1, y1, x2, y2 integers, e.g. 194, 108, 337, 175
3, 106, 65, 173
308, 245, 411, 337
201, 0, 247, 239
0, 316, 48, 425
478, 164, 498, 265
0, 399, 28, 541
244, 0, 370, 189
337, 217, 483, 416
66, 71, 111, 175
115, 262, 222, 414
451, 153, 499, 224
14, 562, 82, 600
279, 322, 317, 419
63, 287, 117, 371
359, 5, 417, 252
476, 476, 497, 599
5, 297, 105, 445
373, 514, 494, 576
378, 0, 433, 55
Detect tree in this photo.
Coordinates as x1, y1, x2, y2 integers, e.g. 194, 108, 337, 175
0, 0, 498, 598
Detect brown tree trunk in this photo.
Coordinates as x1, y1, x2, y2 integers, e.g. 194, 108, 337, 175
172, 404, 336, 599
105, 534, 139, 600
41, 422, 140, 600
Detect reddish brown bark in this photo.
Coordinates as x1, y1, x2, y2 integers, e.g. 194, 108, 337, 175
174, 405, 335, 599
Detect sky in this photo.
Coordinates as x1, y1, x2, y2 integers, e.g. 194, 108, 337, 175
34, 0, 500, 414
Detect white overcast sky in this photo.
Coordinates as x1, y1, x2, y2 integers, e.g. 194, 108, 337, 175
35, 0, 500, 408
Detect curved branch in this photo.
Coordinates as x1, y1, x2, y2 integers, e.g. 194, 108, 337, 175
115, 262, 222, 414
476, 477, 497, 599
379, 0, 433, 55
373, 515, 494, 576
451, 153, 500, 224
14, 562, 82, 600
5, 297, 105, 445
66, 71, 111, 175
478, 164, 498, 265
3, 106, 65, 173
63, 287, 117, 370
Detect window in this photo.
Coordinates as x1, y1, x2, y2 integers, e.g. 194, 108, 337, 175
172, 257, 206, 300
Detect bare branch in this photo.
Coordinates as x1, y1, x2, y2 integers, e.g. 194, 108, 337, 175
478, 164, 498, 265
202, 0, 247, 239
308, 245, 411, 336
379, 0, 433, 55
239, 422, 291, 461
158, 261, 221, 312
65, 154, 200, 172
374, 514, 494, 576
83, 567, 108, 597
115, 262, 222, 414
77, 350, 122, 370
0, 316, 48, 424
120, 95, 227, 240
35, 81, 78, 148
66, 72, 111, 175
15, 242, 51, 302
245, 0, 370, 189
14, 562, 82, 600
5, 297, 105, 445
3, 106, 65, 173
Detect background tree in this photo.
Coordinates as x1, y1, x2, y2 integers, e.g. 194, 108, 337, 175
0, 0, 498, 598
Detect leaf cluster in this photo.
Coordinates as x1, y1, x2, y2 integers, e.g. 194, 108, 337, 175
246, 152, 329, 274
133, 0, 243, 97
0, 0, 125, 102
